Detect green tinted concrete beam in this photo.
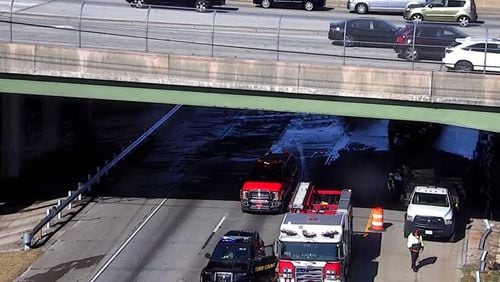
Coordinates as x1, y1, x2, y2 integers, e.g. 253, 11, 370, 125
1, 77, 499, 133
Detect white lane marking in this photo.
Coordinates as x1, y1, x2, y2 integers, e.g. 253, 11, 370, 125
53, 25, 75, 29
213, 215, 226, 232
89, 198, 167, 282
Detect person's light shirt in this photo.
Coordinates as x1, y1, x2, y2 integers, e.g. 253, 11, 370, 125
407, 233, 424, 249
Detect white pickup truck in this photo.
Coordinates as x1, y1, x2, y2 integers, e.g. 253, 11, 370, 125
387, 167, 462, 240
404, 185, 459, 240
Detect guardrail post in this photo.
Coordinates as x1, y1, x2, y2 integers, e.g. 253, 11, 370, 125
211, 10, 216, 57
277, 14, 283, 62
145, 5, 151, 52
45, 209, 50, 229
342, 21, 347, 66
78, 1, 86, 48
483, 27, 488, 75
23, 232, 31, 250
411, 21, 416, 70
68, 191, 72, 210
475, 270, 480, 282
57, 200, 62, 219
9, 0, 14, 43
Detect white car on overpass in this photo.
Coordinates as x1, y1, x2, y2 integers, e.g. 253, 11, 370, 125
442, 37, 500, 73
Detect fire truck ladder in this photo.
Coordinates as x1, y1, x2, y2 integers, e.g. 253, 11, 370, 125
290, 182, 311, 210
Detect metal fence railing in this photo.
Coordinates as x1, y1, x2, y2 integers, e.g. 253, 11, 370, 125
22, 104, 183, 250
1, 0, 499, 73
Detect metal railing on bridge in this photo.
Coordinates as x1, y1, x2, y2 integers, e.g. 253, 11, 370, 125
1, 0, 498, 74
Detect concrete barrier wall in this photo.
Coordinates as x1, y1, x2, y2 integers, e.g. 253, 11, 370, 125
432, 72, 500, 107
0, 42, 499, 108
297, 63, 431, 101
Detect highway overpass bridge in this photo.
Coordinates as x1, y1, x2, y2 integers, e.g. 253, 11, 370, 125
1, 42, 500, 177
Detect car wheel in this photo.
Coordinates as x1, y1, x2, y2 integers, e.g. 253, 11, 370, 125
355, 3, 368, 14
411, 13, 423, 21
261, 0, 271, 8
133, 0, 145, 8
195, 0, 209, 12
455, 60, 473, 73
457, 15, 470, 27
344, 35, 355, 47
304, 0, 314, 11
404, 47, 420, 61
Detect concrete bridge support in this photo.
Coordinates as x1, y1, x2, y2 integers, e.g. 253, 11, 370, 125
1, 94, 25, 179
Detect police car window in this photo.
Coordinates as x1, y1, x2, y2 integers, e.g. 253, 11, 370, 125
212, 244, 250, 262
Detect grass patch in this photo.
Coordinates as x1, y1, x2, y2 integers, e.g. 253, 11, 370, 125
0, 249, 42, 282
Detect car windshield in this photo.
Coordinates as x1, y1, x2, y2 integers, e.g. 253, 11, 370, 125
279, 241, 339, 261
412, 192, 449, 207
211, 243, 251, 262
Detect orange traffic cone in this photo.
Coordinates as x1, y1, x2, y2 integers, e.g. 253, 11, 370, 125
369, 207, 385, 232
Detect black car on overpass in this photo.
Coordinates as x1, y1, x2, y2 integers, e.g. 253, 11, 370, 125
328, 18, 400, 47
253, 0, 325, 11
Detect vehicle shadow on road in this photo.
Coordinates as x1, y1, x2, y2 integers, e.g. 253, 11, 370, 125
349, 232, 381, 281
417, 256, 437, 270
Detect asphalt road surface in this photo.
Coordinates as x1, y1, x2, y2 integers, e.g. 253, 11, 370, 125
16, 104, 479, 282
0, 0, 499, 71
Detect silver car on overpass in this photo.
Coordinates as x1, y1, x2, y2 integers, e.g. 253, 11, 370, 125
348, 0, 425, 14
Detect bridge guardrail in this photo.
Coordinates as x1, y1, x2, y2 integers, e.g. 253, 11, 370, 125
22, 104, 183, 250
1, 1, 499, 72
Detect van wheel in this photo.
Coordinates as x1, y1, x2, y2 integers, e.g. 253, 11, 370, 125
304, 0, 314, 11
455, 61, 473, 72
404, 47, 420, 61
457, 15, 470, 27
355, 3, 367, 14
411, 13, 423, 21
261, 0, 272, 8
195, 0, 209, 12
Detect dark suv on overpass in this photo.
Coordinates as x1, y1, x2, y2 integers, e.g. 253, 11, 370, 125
127, 0, 225, 12
394, 23, 468, 61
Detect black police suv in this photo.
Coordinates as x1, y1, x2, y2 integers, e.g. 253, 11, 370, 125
200, 230, 277, 282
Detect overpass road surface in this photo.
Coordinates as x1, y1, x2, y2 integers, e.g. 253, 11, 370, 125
0, 0, 499, 71
16, 105, 480, 281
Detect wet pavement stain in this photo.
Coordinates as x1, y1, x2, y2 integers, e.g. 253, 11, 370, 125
21, 255, 104, 282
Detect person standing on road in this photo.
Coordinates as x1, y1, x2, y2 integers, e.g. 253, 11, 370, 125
407, 229, 424, 272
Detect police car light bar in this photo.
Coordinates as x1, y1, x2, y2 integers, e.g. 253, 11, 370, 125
321, 230, 339, 238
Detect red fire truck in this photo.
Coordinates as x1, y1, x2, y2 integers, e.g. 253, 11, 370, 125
275, 182, 352, 282
240, 152, 299, 213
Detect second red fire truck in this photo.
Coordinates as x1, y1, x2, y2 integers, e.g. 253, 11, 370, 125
275, 182, 353, 282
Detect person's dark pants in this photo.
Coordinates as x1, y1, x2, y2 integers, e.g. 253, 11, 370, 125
410, 251, 419, 271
